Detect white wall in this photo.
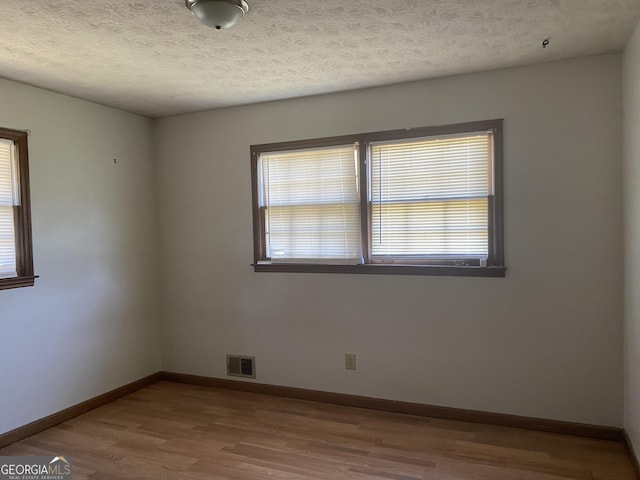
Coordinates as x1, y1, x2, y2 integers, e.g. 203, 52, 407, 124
0, 79, 161, 434
156, 55, 623, 427
624, 21, 640, 454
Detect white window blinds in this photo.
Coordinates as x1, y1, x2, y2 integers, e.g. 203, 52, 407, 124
370, 132, 492, 259
260, 145, 362, 263
0, 138, 18, 278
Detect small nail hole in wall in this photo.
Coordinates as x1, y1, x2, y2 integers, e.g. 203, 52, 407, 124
113, 158, 117, 165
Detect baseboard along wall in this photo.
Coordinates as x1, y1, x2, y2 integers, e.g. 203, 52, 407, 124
0, 373, 161, 449
1, 370, 638, 478
161, 372, 624, 441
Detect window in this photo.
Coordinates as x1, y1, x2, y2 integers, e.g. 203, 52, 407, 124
259, 144, 362, 264
251, 120, 504, 277
0, 127, 35, 290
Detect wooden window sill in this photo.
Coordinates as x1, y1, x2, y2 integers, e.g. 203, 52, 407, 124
0, 275, 38, 291
252, 263, 505, 277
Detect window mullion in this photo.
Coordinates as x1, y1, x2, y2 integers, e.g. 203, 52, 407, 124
358, 138, 370, 264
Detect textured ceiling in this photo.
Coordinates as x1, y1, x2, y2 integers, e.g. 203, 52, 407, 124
0, 0, 639, 117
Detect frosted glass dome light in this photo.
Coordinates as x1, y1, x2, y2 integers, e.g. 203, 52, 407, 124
185, 0, 249, 30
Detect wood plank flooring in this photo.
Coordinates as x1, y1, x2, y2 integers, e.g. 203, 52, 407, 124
0, 381, 635, 479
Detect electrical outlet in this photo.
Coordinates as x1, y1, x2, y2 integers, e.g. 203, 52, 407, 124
345, 353, 356, 370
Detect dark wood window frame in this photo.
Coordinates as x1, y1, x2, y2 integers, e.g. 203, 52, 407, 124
0, 127, 36, 290
251, 119, 505, 277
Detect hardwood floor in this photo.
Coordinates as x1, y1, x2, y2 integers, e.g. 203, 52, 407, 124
0, 381, 635, 479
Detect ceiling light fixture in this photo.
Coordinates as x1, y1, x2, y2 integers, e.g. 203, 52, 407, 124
185, 0, 249, 30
